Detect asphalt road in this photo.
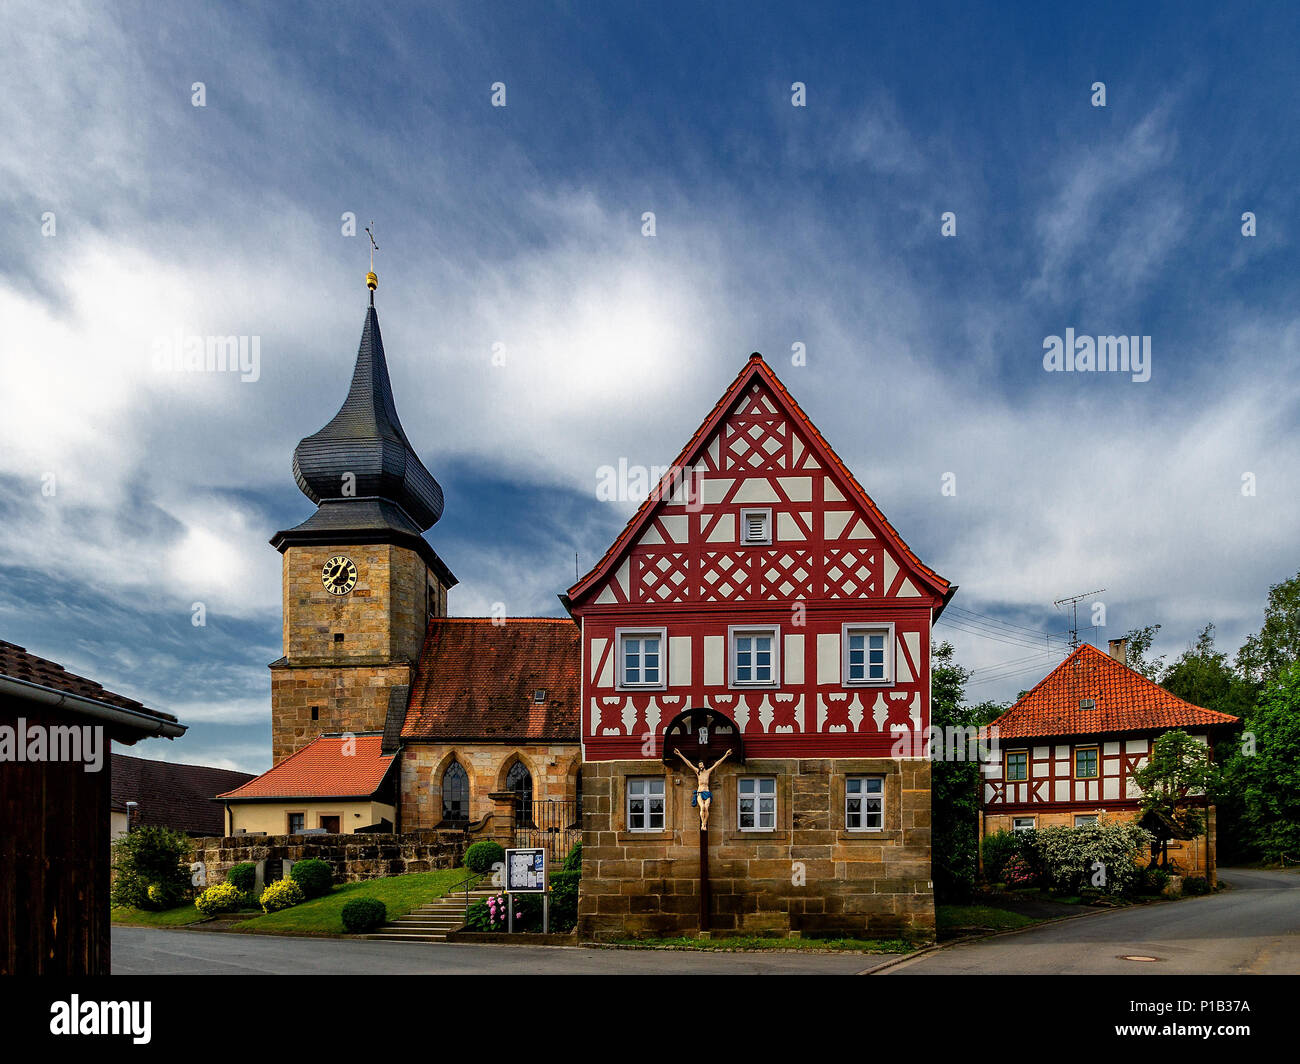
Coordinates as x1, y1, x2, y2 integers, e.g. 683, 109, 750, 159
110, 928, 888, 975
885, 867, 1300, 975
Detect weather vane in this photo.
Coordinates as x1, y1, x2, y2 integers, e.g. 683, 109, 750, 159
364, 221, 379, 300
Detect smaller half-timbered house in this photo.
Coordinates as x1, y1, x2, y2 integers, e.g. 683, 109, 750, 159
981, 639, 1238, 878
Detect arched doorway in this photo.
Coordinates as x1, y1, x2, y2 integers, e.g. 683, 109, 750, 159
505, 760, 533, 827
441, 759, 469, 825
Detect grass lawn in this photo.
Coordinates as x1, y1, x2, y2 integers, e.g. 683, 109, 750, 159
235, 867, 473, 935
111, 905, 210, 927
610, 935, 914, 953
936, 904, 1038, 935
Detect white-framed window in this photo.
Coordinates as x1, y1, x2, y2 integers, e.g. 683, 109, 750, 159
842, 623, 894, 685
1012, 817, 1036, 833
728, 625, 780, 687
616, 628, 667, 690
1074, 814, 1099, 827
739, 508, 772, 546
845, 775, 884, 831
627, 777, 666, 832
738, 777, 777, 831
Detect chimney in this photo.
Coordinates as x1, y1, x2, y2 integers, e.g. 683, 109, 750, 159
1108, 638, 1128, 666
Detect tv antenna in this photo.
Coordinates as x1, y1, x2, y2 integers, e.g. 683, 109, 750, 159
1053, 589, 1106, 648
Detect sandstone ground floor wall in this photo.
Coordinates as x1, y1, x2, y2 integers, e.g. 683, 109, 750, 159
400, 742, 581, 830
982, 805, 1216, 877
578, 756, 933, 942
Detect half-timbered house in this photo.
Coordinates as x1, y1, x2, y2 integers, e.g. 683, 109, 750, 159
567, 353, 954, 941
980, 639, 1238, 879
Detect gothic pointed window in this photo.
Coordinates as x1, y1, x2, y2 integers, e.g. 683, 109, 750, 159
442, 760, 469, 825
506, 761, 533, 827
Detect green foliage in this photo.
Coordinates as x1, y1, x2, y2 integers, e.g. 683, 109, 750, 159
1033, 818, 1151, 896
463, 866, 580, 933
259, 878, 305, 913
194, 881, 246, 917
1121, 624, 1166, 681
1182, 875, 1210, 896
1142, 866, 1172, 894
547, 869, 581, 932
340, 897, 387, 932
1235, 570, 1300, 685
226, 862, 257, 893
110, 826, 193, 910
1133, 729, 1216, 847
562, 841, 582, 872
980, 830, 1023, 883
928, 642, 982, 902
289, 858, 334, 898
1229, 662, 1300, 863
465, 840, 505, 874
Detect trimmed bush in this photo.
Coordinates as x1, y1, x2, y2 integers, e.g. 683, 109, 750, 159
260, 878, 305, 913
226, 862, 257, 893
195, 881, 245, 917
340, 898, 387, 932
289, 858, 334, 898
465, 840, 504, 875
1183, 875, 1210, 896
110, 826, 192, 910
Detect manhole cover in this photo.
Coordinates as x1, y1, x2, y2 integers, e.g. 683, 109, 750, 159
1119, 955, 1161, 962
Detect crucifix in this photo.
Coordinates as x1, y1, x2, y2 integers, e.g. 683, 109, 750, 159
674, 745, 731, 933
364, 221, 379, 302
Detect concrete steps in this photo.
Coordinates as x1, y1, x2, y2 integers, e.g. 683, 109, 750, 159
363, 886, 497, 942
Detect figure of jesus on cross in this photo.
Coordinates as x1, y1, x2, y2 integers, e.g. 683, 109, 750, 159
674, 747, 731, 830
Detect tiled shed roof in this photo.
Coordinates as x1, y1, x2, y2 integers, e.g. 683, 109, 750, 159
218, 734, 394, 799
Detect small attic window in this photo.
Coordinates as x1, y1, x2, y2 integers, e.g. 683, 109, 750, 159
740, 508, 772, 545
1079, 698, 1095, 710
533, 689, 547, 703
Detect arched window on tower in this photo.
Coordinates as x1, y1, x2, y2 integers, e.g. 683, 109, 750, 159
506, 760, 533, 827
441, 760, 469, 826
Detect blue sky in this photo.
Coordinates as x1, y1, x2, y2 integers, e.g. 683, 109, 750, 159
2, 1, 1296, 772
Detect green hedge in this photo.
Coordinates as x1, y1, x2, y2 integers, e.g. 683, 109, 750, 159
465, 840, 504, 874
341, 898, 388, 932
289, 858, 334, 898
226, 862, 257, 893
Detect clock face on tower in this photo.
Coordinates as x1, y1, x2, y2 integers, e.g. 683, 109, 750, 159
321, 555, 358, 596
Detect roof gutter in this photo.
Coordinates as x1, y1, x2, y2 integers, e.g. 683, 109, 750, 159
0, 674, 186, 739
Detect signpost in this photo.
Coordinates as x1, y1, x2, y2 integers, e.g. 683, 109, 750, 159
504, 846, 548, 933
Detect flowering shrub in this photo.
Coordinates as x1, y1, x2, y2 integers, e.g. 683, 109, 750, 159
1001, 855, 1037, 888
1034, 818, 1152, 896
195, 881, 246, 917
465, 891, 524, 931
259, 878, 305, 913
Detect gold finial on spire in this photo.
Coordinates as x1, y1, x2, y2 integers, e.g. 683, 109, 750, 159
364, 221, 379, 299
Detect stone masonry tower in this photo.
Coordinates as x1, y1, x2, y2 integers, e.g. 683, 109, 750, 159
268, 275, 456, 762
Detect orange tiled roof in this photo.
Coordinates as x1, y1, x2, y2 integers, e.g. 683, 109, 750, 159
991, 643, 1239, 740
218, 734, 394, 800
402, 617, 580, 742
566, 353, 952, 606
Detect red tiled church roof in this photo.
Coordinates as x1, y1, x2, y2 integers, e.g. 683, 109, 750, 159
218, 734, 394, 799
112, 753, 254, 835
566, 353, 953, 606
402, 617, 579, 742
991, 643, 1239, 740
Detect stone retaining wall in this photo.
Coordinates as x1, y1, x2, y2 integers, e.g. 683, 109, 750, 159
188, 830, 467, 887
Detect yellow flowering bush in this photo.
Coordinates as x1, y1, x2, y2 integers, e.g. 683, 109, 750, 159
194, 881, 245, 917
259, 877, 305, 913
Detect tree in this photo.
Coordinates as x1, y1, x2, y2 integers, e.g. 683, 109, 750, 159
1121, 624, 1166, 681
928, 642, 1005, 902
110, 826, 193, 910
1230, 662, 1300, 863
1131, 730, 1218, 868
1236, 570, 1300, 685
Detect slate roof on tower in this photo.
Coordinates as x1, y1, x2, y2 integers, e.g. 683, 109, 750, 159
270, 297, 456, 586
402, 618, 580, 742
990, 643, 1239, 740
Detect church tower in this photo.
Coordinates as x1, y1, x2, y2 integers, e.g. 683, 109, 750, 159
268, 270, 456, 763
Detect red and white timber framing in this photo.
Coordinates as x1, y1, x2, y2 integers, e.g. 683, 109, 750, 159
567, 354, 954, 762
